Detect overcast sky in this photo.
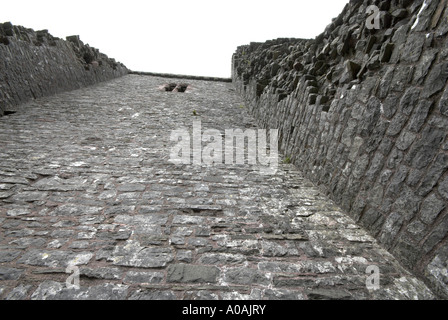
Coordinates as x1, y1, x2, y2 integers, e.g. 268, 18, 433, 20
2, 0, 349, 77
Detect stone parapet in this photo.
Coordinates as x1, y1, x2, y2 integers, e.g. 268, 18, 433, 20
0, 22, 128, 115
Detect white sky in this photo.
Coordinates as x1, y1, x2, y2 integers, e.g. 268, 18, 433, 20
1, 0, 349, 78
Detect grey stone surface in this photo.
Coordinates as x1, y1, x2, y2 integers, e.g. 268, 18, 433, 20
232, 0, 448, 299
6, 285, 31, 300
426, 249, 448, 298
79, 267, 122, 280
123, 271, 164, 284
0, 251, 22, 263
0, 268, 24, 281
420, 194, 446, 225
0, 24, 444, 301
408, 100, 432, 133
167, 264, 219, 283
423, 62, 448, 98
109, 241, 174, 268
418, 154, 448, 196
129, 289, 177, 300
439, 176, 448, 201
406, 126, 445, 169
306, 289, 352, 300
400, 87, 421, 116
17, 250, 93, 267
440, 88, 448, 116
223, 267, 270, 285
31, 281, 128, 300
401, 33, 425, 63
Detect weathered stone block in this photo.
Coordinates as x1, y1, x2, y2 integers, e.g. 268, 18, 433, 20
110, 241, 174, 268
396, 130, 416, 151
417, 154, 448, 196
378, 67, 395, 99
423, 62, 448, 98
6, 285, 32, 300
391, 186, 422, 221
390, 65, 413, 92
167, 264, 219, 283
420, 194, 446, 225
422, 215, 448, 254
406, 220, 426, 241
117, 183, 146, 192
198, 253, 245, 265
439, 88, 448, 116
380, 212, 404, 249
129, 290, 177, 300
306, 289, 352, 300
31, 281, 128, 300
264, 289, 305, 300
408, 100, 432, 133
392, 236, 421, 270
51, 204, 102, 216
386, 113, 408, 137
17, 250, 93, 267
0, 267, 24, 280
123, 271, 164, 284
439, 176, 448, 201
385, 165, 409, 196
399, 87, 421, 116
401, 33, 425, 62
382, 93, 400, 119
426, 247, 448, 298
406, 126, 446, 169
79, 267, 122, 280
224, 267, 270, 285
413, 49, 437, 85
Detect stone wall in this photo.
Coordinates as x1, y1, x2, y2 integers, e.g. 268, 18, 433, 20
0, 22, 128, 115
232, 0, 448, 298
130, 71, 232, 82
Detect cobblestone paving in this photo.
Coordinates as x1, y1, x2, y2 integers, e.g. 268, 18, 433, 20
0, 75, 436, 300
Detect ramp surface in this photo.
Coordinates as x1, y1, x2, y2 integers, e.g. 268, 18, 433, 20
0, 75, 435, 300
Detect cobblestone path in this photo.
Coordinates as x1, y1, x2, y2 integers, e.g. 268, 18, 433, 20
0, 75, 436, 300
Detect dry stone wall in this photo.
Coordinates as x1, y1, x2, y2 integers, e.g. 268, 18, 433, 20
232, 0, 448, 298
0, 22, 128, 115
